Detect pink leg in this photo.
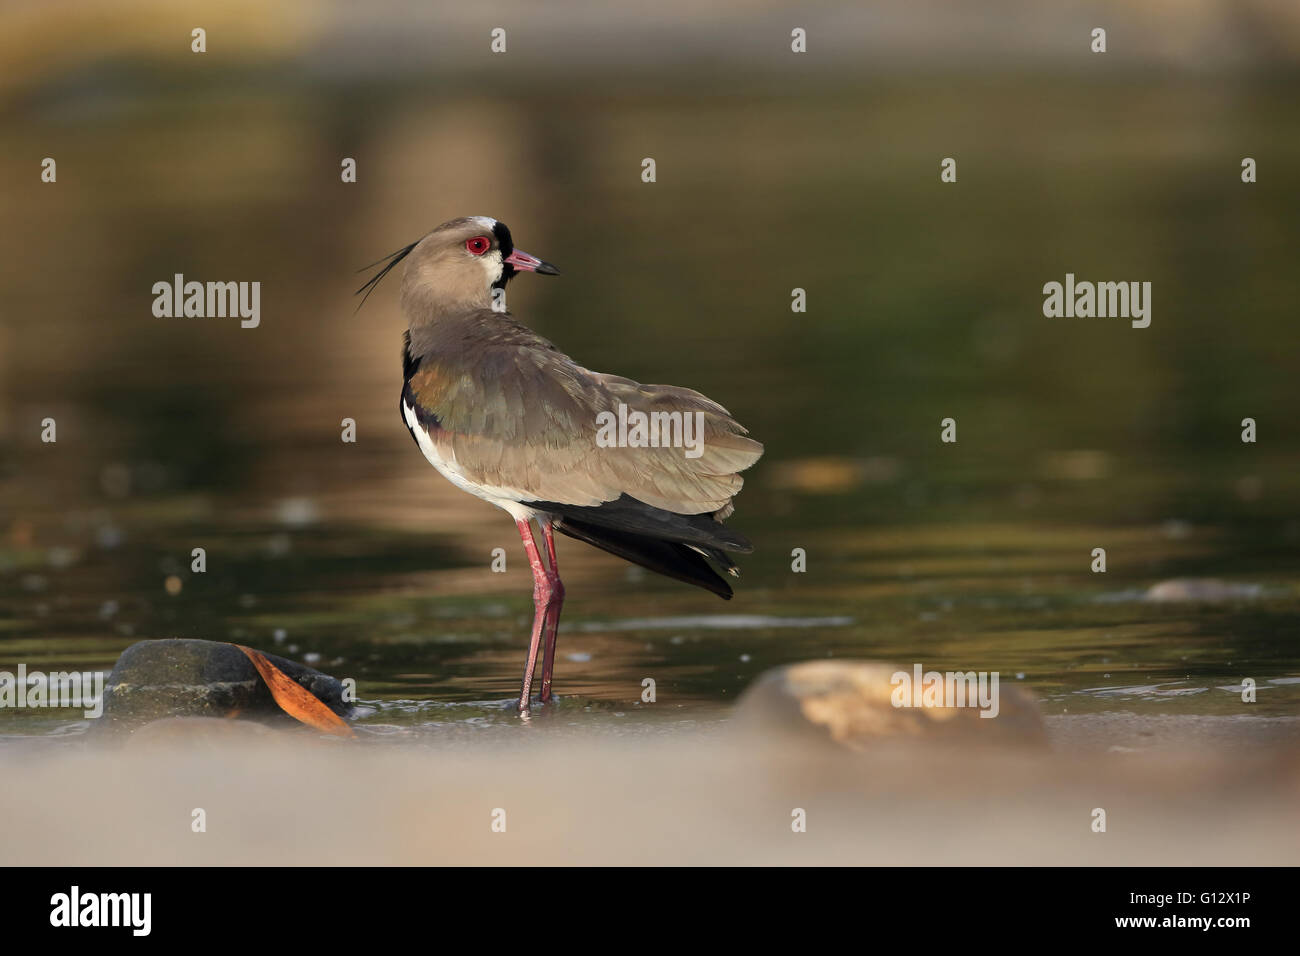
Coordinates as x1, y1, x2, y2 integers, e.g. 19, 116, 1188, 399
539, 518, 566, 704
514, 518, 553, 715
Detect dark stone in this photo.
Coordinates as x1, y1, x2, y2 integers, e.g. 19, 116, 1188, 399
97, 638, 350, 731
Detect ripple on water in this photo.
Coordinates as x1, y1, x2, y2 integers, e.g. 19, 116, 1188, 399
1077, 682, 1210, 700
577, 614, 855, 632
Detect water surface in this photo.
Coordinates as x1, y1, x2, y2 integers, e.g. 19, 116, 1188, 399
3, 74, 1298, 740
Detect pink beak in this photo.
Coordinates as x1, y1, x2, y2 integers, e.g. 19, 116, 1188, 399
504, 248, 560, 276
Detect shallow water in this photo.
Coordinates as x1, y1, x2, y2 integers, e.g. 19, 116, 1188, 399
2, 72, 1299, 741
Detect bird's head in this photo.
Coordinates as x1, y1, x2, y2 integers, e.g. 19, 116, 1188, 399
356, 216, 559, 316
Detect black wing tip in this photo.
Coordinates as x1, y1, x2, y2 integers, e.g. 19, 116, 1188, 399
554, 517, 737, 599
536, 493, 755, 554
721, 531, 754, 554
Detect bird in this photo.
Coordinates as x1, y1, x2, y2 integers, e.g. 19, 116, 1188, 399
357, 216, 763, 714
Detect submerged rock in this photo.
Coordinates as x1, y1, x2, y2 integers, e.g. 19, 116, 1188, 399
732, 660, 1047, 750
122, 716, 281, 749
98, 638, 350, 731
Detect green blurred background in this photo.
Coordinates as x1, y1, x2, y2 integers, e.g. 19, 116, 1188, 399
2, 0, 1298, 732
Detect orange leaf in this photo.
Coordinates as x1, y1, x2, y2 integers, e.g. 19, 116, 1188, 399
234, 644, 354, 738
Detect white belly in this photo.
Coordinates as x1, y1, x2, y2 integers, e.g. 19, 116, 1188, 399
402, 400, 541, 523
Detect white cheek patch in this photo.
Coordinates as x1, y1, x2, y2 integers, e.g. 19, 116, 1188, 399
481, 249, 504, 285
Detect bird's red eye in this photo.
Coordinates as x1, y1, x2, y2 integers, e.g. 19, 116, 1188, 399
466, 236, 491, 256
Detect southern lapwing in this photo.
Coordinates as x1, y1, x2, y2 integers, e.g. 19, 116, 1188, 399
358, 217, 763, 714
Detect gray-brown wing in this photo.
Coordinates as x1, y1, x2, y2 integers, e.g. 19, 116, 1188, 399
405, 337, 763, 515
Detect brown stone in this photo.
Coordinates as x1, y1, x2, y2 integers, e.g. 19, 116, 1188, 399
732, 660, 1047, 751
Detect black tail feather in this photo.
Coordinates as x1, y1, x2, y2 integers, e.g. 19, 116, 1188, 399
554, 517, 735, 599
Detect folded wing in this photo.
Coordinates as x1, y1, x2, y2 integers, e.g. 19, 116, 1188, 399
404, 315, 764, 520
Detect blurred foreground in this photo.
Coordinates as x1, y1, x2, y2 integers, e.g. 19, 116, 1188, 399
2, 707, 1297, 865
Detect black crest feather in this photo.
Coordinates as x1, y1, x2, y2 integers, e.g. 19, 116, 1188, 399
354, 240, 418, 311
